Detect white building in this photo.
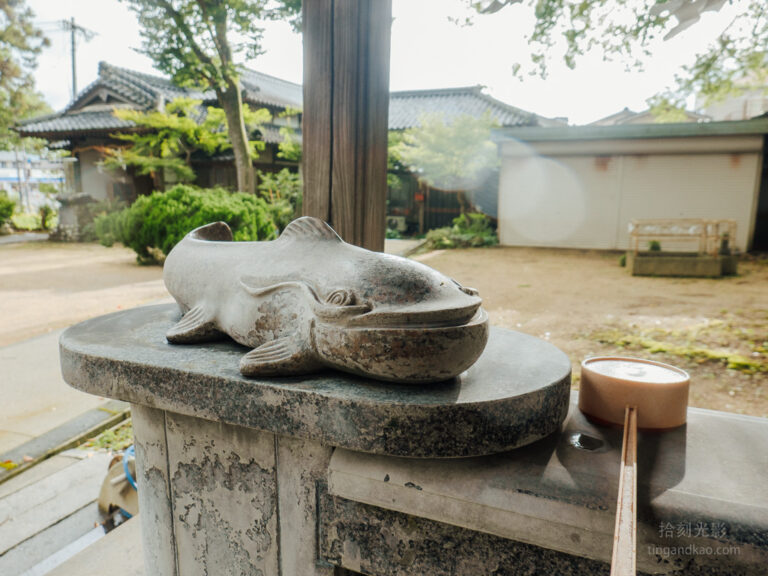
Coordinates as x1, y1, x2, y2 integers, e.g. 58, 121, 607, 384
0, 150, 64, 211
496, 119, 768, 252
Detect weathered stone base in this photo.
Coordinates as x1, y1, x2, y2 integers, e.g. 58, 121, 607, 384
627, 252, 738, 277
319, 493, 762, 576
130, 401, 768, 576
131, 405, 334, 576
319, 491, 612, 576
48, 224, 80, 242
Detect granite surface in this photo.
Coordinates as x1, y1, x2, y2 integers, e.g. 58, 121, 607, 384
60, 304, 571, 457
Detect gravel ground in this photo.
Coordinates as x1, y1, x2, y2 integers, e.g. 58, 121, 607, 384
0, 242, 169, 347
415, 247, 768, 418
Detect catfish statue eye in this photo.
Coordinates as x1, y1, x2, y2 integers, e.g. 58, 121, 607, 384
326, 289, 355, 306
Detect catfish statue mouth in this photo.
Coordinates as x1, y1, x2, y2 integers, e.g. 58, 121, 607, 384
163, 216, 490, 384
337, 300, 483, 329
312, 307, 489, 384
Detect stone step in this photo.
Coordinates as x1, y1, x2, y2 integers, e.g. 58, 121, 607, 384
0, 399, 129, 485
47, 516, 143, 576
0, 450, 112, 576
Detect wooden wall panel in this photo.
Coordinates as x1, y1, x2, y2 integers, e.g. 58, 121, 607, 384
302, 0, 333, 224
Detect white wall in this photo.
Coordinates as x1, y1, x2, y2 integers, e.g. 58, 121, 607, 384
78, 149, 114, 201
498, 136, 763, 251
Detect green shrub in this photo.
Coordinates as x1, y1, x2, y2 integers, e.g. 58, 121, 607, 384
425, 213, 497, 250
619, 253, 627, 267
11, 212, 46, 231
0, 192, 16, 224
386, 228, 403, 239
648, 240, 661, 252
79, 200, 127, 242
264, 198, 296, 233
94, 184, 278, 264
92, 208, 128, 247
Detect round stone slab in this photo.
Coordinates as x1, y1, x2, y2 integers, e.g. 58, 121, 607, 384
60, 304, 571, 458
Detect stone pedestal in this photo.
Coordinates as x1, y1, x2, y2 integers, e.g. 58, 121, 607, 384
60, 304, 571, 575
130, 405, 331, 576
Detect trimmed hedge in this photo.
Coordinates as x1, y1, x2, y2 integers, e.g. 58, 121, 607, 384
94, 184, 279, 264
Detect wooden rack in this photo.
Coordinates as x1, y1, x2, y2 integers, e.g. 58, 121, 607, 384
628, 219, 737, 256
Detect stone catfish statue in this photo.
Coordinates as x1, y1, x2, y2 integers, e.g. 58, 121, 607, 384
163, 217, 489, 383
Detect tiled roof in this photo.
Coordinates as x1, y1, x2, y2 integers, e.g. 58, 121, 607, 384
240, 69, 302, 110
17, 109, 138, 136
389, 86, 537, 129
17, 65, 541, 139
18, 62, 303, 140
61, 62, 299, 115
18, 108, 289, 145
256, 123, 291, 145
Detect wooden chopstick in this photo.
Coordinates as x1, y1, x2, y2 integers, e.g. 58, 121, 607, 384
611, 405, 637, 576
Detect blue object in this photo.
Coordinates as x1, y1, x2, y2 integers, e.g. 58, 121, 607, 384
123, 445, 138, 491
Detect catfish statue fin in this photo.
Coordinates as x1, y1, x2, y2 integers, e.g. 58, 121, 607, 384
239, 278, 318, 302
240, 336, 323, 376
166, 304, 224, 343
189, 221, 233, 242
278, 217, 342, 243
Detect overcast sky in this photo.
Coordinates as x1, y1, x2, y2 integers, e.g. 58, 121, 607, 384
27, 0, 738, 125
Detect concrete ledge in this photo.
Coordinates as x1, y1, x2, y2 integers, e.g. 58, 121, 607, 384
326, 402, 768, 575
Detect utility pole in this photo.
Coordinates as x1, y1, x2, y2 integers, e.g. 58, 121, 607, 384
71, 17, 77, 96
60, 18, 96, 99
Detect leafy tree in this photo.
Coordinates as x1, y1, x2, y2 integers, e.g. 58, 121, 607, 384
465, 0, 768, 110
101, 97, 270, 190
0, 0, 51, 148
386, 131, 406, 192
275, 107, 302, 163
256, 167, 301, 227
393, 112, 499, 212
121, 0, 300, 194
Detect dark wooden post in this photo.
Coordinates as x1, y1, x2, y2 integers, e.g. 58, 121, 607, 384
302, 0, 392, 252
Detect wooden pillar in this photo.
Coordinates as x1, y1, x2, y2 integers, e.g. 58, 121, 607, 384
302, 0, 392, 252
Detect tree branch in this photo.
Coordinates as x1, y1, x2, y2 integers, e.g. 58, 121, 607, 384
154, 0, 216, 70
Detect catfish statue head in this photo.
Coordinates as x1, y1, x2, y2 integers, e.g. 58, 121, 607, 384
164, 217, 489, 384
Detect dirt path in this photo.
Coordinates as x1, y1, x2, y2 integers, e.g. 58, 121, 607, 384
0, 242, 169, 347
415, 247, 768, 418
